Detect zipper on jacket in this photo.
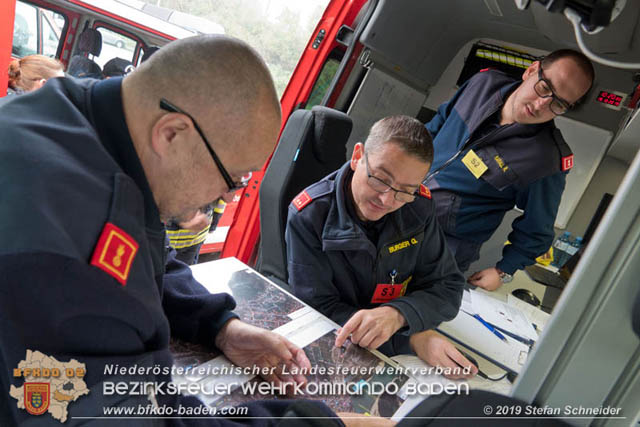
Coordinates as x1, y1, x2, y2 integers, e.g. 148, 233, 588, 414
425, 117, 515, 182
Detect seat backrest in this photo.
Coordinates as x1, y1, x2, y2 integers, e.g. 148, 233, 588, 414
66, 56, 103, 79
77, 28, 102, 57
67, 29, 103, 79
258, 106, 352, 285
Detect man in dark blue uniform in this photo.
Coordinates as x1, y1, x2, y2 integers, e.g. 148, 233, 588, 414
0, 36, 358, 426
286, 116, 475, 379
425, 49, 594, 291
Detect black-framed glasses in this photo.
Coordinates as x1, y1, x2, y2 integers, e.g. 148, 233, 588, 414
159, 98, 252, 192
534, 67, 572, 115
363, 151, 420, 203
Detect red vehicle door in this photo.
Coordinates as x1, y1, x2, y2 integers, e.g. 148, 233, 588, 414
1, 2, 17, 96
221, 0, 367, 264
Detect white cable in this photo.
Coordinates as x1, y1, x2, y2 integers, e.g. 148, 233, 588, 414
564, 7, 640, 70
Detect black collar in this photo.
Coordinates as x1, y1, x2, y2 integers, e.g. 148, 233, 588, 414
90, 77, 162, 231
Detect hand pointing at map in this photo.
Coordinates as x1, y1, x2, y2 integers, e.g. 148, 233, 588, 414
335, 306, 407, 350
215, 319, 311, 388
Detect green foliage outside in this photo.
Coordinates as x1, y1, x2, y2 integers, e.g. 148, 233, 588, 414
148, 0, 328, 97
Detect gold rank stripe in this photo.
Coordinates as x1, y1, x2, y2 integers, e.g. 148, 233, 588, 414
167, 227, 210, 248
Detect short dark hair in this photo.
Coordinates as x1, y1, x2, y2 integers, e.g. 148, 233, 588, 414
364, 115, 433, 164
541, 49, 595, 102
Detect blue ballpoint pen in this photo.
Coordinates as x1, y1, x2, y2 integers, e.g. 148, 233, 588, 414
472, 313, 508, 342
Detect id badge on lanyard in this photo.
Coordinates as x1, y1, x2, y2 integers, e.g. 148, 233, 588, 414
371, 270, 406, 304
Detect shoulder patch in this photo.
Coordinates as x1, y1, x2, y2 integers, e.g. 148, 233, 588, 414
561, 154, 574, 171
552, 128, 574, 172
292, 190, 313, 211
419, 184, 432, 199
90, 222, 139, 285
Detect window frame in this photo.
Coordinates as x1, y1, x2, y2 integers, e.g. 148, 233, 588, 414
11, 0, 69, 59
92, 21, 146, 66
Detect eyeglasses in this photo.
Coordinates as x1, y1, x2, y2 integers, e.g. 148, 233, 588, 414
534, 67, 572, 115
363, 151, 420, 203
159, 98, 252, 192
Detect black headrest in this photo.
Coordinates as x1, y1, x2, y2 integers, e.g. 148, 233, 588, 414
310, 106, 352, 163
103, 57, 134, 77
78, 29, 102, 56
141, 46, 160, 63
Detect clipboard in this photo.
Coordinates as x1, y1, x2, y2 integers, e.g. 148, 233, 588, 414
436, 310, 530, 374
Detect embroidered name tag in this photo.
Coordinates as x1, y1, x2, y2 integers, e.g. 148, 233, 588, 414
90, 223, 139, 286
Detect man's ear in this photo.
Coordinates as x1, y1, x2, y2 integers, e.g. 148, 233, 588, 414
350, 142, 363, 171
522, 60, 540, 81
150, 113, 189, 157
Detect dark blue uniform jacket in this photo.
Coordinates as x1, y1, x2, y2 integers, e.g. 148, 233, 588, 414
0, 77, 336, 426
285, 163, 465, 355
426, 70, 573, 274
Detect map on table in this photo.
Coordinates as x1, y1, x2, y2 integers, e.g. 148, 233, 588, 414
210, 330, 408, 417
224, 269, 305, 330
170, 258, 409, 418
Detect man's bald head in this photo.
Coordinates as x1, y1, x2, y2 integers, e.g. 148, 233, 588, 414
122, 35, 282, 221
127, 35, 280, 136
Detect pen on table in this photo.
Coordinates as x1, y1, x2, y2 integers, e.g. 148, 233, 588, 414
472, 313, 508, 342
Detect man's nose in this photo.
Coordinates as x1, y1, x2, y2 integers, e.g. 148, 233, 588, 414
535, 96, 553, 111
378, 190, 396, 206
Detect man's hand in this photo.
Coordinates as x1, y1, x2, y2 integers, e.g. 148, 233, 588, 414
215, 319, 310, 388
337, 413, 396, 427
410, 330, 477, 380
467, 267, 502, 291
178, 210, 211, 231
335, 306, 406, 350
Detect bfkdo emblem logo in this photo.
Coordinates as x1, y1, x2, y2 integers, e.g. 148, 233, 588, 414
24, 383, 50, 416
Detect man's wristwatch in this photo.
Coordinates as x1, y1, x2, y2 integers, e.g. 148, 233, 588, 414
496, 267, 513, 284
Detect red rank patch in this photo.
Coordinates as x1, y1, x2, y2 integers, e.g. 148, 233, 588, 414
292, 190, 312, 211
562, 154, 574, 171
419, 184, 432, 199
90, 222, 139, 286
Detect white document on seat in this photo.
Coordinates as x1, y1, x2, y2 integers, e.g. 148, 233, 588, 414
436, 310, 530, 374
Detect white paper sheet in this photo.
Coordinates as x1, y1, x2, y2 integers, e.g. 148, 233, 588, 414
507, 294, 551, 332
470, 290, 538, 342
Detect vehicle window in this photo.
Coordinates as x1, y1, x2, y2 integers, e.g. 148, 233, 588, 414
306, 57, 341, 109
12, 1, 66, 58
12, 1, 38, 57
42, 12, 64, 57
120, 0, 330, 97
95, 27, 137, 68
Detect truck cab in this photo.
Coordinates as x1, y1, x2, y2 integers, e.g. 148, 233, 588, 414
1, 0, 639, 424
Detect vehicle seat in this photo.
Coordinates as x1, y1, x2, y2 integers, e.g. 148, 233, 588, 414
257, 106, 352, 288
67, 29, 103, 79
